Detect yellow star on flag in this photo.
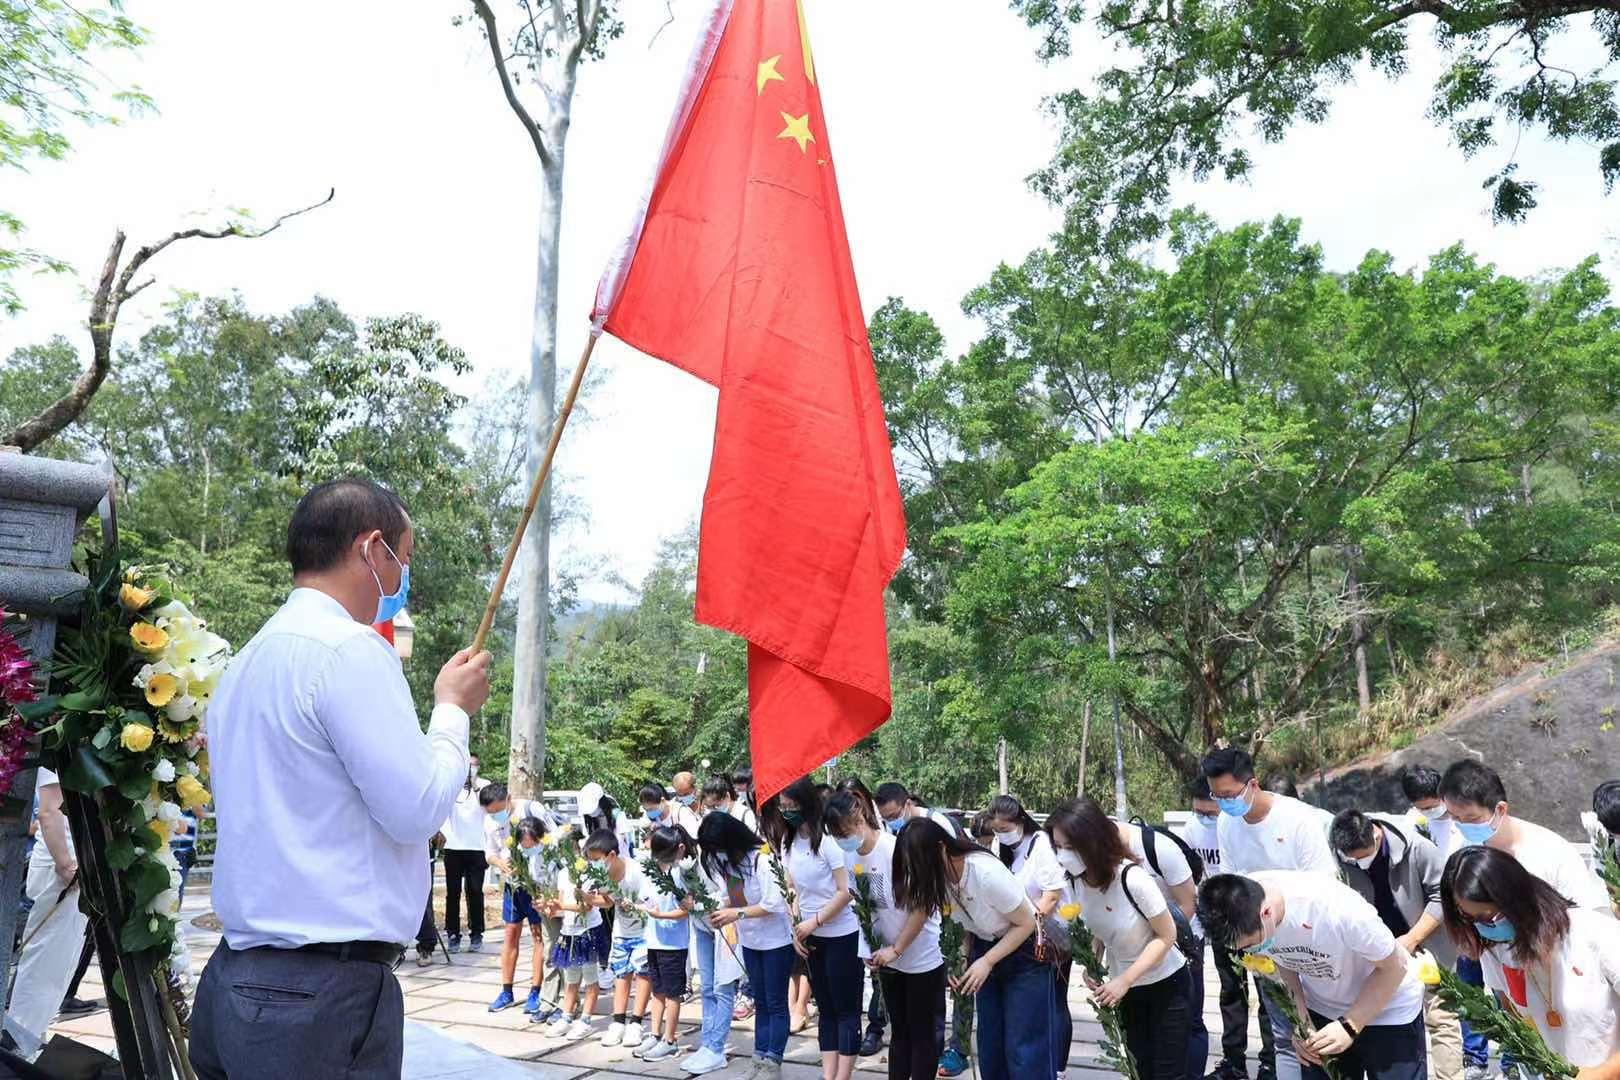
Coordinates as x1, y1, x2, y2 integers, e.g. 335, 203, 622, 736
777, 111, 814, 153
757, 54, 785, 95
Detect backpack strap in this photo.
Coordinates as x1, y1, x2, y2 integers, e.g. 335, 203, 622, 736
1119, 863, 1151, 924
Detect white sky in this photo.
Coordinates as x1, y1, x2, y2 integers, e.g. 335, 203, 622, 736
5, 2, 1616, 603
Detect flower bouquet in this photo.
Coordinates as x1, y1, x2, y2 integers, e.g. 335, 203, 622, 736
759, 841, 798, 915
504, 833, 545, 900
938, 905, 976, 1079
1420, 954, 1577, 1078
1061, 902, 1138, 1080
1241, 953, 1341, 1080
577, 856, 629, 907
850, 863, 885, 1009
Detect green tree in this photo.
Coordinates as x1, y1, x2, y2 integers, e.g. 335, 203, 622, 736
1013, 0, 1620, 237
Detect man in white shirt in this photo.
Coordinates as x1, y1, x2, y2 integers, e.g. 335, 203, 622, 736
1205, 746, 1338, 1080
190, 478, 490, 1080
1198, 871, 1427, 1080
873, 782, 957, 837
3, 769, 90, 1059
641, 781, 700, 840
1438, 759, 1610, 912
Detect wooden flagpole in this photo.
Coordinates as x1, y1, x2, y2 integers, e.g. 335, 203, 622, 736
470, 330, 601, 654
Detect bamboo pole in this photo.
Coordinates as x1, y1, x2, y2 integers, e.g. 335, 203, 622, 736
470, 331, 600, 654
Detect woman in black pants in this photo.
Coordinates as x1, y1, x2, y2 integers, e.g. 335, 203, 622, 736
1047, 797, 1192, 1080
823, 790, 945, 1080
439, 755, 489, 952
762, 776, 862, 1080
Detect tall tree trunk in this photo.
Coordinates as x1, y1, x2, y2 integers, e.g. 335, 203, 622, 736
1521, 462, 1533, 506
1093, 427, 1128, 818
997, 738, 1008, 795
199, 445, 211, 557
510, 159, 565, 798
1346, 546, 1371, 719
1078, 698, 1091, 797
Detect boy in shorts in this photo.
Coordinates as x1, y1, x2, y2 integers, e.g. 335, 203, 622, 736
583, 828, 653, 1050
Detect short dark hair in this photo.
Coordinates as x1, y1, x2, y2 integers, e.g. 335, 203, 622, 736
1439, 760, 1507, 810
287, 477, 408, 575
1441, 845, 1572, 967
874, 782, 910, 809
639, 782, 667, 806
1197, 873, 1266, 950
583, 828, 620, 856
1330, 809, 1378, 855
732, 766, 753, 787
1593, 780, 1620, 836
1398, 764, 1443, 803
478, 782, 508, 809
702, 774, 734, 801
1188, 775, 1213, 801
1201, 746, 1255, 784
513, 816, 548, 845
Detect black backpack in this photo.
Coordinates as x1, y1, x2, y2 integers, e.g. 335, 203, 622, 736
1130, 815, 1205, 885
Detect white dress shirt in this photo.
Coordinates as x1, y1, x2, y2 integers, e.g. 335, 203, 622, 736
440, 778, 489, 851
210, 588, 469, 949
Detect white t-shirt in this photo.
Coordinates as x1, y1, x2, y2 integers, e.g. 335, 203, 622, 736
999, 830, 1067, 907
1479, 908, 1620, 1068
1250, 870, 1424, 1026
789, 834, 860, 938
1503, 820, 1611, 913
720, 851, 795, 952
1123, 821, 1194, 907
1406, 808, 1463, 860
1076, 861, 1186, 987
482, 797, 553, 862
948, 852, 1033, 941
1217, 795, 1337, 876
849, 832, 943, 975
1177, 814, 1221, 874
920, 808, 958, 836
31, 767, 70, 866
609, 858, 648, 938
727, 799, 759, 832
440, 779, 489, 851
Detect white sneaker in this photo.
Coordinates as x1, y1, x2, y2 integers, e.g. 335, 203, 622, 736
644, 1040, 680, 1062
622, 1021, 643, 1049
631, 1033, 660, 1057
544, 1014, 570, 1037
565, 1018, 593, 1040
681, 1046, 728, 1075
599, 1021, 625, 1047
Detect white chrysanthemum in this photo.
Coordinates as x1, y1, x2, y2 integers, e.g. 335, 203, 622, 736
157, 801, 183, 824
147, 888, 180, 916
165, 695, 202, 725
133, 659, 177, 690
184, 760, 200, 777
152, 759, 177, 783
141, 792, 162, 820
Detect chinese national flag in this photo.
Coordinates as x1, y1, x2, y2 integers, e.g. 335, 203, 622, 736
593, 0, 905, 803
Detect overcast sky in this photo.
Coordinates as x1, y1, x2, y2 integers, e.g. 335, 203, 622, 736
5, 2, 1616, 602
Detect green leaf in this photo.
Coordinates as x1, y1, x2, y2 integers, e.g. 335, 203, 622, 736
111, 969, 128, 1002
15, 696, 60, 723
60, 746, 114, 793
117, 770, 152, 801
91, 726, 112, 750
127, 859, 171, 910
105, 831, 139, 870
59, 689, 106, 712
119, 911, 164, 953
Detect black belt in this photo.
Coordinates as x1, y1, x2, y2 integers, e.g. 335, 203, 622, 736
278, 940, 405, 967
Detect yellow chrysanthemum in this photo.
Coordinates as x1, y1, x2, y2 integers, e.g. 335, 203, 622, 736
575, 858, 588, 872
148, 818, 169, 844
942, 904, 953, 917
853, 864, 866, 877
1415, 953, 1441, 987
1058, 902, 1082, 921
120, 583, 155, 612
144, 672, 180, 708
175, 774, 211, 810
759, 842, 772, 855
120, 722, 155, 753
1241, 954, 1277, 976
130, 622, 169, 655
1413, 814, 1428, 827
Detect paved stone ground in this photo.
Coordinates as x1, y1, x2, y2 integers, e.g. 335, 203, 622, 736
48, 884, 1265, 1078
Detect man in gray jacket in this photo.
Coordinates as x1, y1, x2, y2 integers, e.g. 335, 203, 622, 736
1330, 809, 1465, 1080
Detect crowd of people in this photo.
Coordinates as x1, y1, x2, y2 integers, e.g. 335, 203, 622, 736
414, 752, 1620, 1080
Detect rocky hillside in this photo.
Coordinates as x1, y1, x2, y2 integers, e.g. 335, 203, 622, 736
1307, 640, 1620, 840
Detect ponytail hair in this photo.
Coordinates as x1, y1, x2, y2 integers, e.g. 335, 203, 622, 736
650, 824, 698, 862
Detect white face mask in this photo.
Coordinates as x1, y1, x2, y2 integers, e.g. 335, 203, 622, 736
1350, 854, 1376, 870
1056, 849, 1085, 877
994, 827, 1022, 846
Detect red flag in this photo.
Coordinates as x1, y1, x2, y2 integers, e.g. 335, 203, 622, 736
594, 0, 905, 803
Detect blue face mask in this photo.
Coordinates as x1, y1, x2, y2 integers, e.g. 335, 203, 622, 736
1195, 812, 1220, 828
647, 807, 664, 822
835, 834, 863, 854
1456, 809, 1502, 847
1216, 783, 1254, 818
366, 537, 410, 624
676, 794, 696, 807
491, 809, 510, 826
884, 818, 905, 835
1474, 917, 1515, 943
1245, 934, 1277, 956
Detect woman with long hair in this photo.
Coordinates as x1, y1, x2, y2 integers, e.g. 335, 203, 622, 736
1047, 798, 1190, 1080
1441, 845, 1620, 1073
824, 790, 945, 1080
892, 818, 1051, 1080
761, 776, 863, 1080
700, 810, 794, 1080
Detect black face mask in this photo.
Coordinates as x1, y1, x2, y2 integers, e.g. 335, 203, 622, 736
782, 809, 805, 829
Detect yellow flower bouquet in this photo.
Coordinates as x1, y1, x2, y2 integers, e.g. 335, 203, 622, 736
1063, 902, 1138, 1080
1241, 953, 1343, 1080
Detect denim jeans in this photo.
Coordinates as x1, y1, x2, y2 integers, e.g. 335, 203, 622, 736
742, 942, 795, 1063
970, 939, 1058, 1080
1301, 1011, 1426, 1080
693, 928, 737, 1055
807, 930, 863, 1055
1456, 955, 1490, 1068
1051, 958, 1074, 1072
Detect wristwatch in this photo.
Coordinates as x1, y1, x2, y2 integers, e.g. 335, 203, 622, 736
1338, 1016, 1361, 1040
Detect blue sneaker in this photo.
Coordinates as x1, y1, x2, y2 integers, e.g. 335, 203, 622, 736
524, 988, 542, 1015
937, 1047, 968, 1077
488, 989, 516, 1013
